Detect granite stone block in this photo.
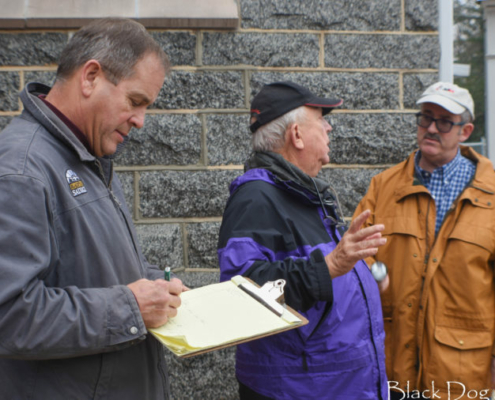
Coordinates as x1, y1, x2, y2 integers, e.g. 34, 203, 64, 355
165, 269, 235, 397
240, 0, 401, 31
135, 223, 184, 270
163, 270, 237, 398
0, 72, 20, 112
140, 170, 243, 218
319, 167, 385, 217
405, 0, 438, 31
115, 114, 201, 166
154, 71, 245, 110
186, 222, 221, 269
0, 32, 67, 66
0, 4, 439, 399
150, 31, 197, 67
325, 34, 439, 69
250, 72, 400, 110
177, 270, 221, 289
329, 113, 417, 165
203, 32, 319, 68
116, 171, 134, 217
24, 70, 56, 87
0, 117, 13, 131
207, 114, 251, 166
166, 345, 237, 399
403, 73, 439, 109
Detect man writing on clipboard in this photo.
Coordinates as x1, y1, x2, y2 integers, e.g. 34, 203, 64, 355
0, 19, 183, 400
218, 81, 388, 400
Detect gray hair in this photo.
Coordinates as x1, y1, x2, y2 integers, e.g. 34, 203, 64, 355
252, 106, 306, 152
56, 18, 170, 85
460, 109, 473, 124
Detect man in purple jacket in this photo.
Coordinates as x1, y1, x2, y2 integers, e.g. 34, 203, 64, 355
218, 82, 388, 399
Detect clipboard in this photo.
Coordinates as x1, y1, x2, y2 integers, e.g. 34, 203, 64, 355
149, 275, 308, 358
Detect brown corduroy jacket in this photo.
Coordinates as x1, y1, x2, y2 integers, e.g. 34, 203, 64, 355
354, 146, 495, 398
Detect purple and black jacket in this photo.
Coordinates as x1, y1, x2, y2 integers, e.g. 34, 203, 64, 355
218, 151, 387, 400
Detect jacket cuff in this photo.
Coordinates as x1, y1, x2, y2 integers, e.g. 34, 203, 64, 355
310, 249, 333, 303
105, 286, 147, 347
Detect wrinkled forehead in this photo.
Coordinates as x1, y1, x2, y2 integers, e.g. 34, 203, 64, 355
420, 102, 462, 120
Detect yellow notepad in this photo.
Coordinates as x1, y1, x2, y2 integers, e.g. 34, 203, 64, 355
149, 275, 308, 358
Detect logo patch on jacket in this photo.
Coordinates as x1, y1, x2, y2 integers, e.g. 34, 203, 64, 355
66, 169, 87, 197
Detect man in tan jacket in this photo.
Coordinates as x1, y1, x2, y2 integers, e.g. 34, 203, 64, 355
354, 82, 495, 400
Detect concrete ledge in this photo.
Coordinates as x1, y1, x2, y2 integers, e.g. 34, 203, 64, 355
0, 0, 239, 29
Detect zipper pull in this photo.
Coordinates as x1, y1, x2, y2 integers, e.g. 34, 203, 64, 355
110, 190, 122, 207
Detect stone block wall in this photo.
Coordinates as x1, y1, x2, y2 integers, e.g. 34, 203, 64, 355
0, 0, 439, 398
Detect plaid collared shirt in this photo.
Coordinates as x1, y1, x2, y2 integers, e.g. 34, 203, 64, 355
414, 149, 476, 235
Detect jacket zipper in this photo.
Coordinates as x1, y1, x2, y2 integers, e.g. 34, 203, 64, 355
93, 159, 145, 273
94, 159, 121, 207
423, 196, 432, 267
356, 275, 385, 400
416, 195, 432, 374
302, 352, 308, 372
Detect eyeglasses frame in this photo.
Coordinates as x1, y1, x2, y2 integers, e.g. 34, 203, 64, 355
415, 112, 466, 134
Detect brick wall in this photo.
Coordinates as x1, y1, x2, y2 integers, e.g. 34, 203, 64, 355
0, 0, 439, 398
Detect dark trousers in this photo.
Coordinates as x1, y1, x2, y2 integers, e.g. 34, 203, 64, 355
238, 381, 274, 400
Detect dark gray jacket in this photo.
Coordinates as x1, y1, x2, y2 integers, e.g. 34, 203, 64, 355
0, 83, 169, 400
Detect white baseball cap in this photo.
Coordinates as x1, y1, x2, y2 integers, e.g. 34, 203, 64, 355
416, 82, 475, 121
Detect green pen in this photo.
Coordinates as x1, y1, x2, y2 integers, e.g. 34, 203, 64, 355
164, 267, 171, 281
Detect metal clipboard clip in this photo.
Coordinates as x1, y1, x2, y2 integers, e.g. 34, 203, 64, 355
238, 279, 286, 316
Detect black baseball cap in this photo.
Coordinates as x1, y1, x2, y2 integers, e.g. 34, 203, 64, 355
250, 81, 343, 133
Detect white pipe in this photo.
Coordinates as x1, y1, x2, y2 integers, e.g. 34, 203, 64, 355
439, 0, 454, 82
483, 1, 495, 163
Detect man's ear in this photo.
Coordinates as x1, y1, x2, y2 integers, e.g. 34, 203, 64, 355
459, 122, 474, 143
80, 60, 104, 98
287, 123, 304, 150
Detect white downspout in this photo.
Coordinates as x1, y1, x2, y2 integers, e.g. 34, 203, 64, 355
483, 0, 495, 164
439, 0, 454, 82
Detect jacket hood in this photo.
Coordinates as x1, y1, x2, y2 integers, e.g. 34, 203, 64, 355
21, 82, 96, 163
461, 145, 495, 194
236, 151, 330, 200
232, 151, 347, 232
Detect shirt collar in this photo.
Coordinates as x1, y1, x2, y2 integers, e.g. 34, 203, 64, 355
38, 94, 92, 154
414, 148, 462, 183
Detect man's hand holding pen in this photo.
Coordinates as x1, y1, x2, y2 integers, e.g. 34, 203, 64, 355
128, 278, 183, 328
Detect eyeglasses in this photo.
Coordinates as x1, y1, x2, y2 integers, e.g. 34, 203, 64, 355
415, 113, 465, 133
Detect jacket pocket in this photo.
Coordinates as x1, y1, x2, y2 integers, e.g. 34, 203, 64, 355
448, 221, 495, 253
435, 325, 492, 350
379, 217, 425, 238
428, 324, 493, 390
